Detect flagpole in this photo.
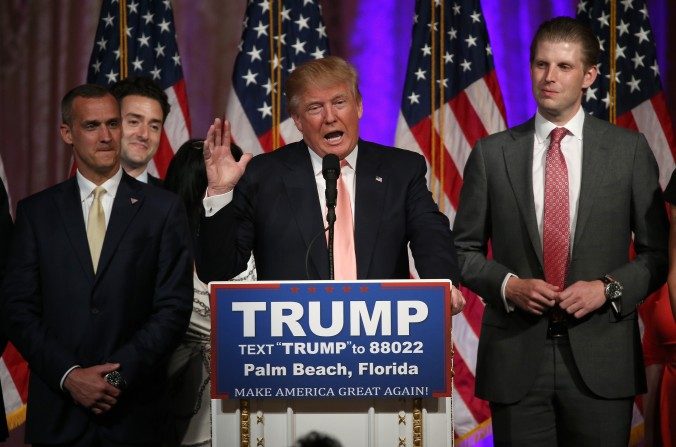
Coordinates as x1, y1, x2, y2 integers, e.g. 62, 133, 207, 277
118, 0, 128, 80
609, 0, 617, 124
429, 0, 439, 204
268, 1, 278, 150
276, 0, 282, 150
438, 0, 446, 214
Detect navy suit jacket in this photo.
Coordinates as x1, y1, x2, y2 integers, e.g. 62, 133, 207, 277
1, 172, 193, 444
147, 173, 163, 188
197, 139, 459, 282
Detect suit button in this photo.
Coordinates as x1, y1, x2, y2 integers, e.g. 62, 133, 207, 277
91, 308, 100, 315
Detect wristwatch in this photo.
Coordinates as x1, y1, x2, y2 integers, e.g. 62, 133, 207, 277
600, 275, 622, 314
104, 371, 127, 390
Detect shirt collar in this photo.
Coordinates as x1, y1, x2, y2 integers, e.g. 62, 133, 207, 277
77, 167, 123, 202
534, 106, 585, 145
309, 145, 359, 177
133, 168, 149, 184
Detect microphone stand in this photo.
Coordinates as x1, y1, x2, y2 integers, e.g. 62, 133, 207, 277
326, 205, 336, 280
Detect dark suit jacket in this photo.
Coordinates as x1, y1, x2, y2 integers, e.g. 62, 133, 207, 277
1, 172, 193, 444
453, 114, 669, 403
148, 173, 163, 188
0, 180, 11, 441
197, 139, 459, 282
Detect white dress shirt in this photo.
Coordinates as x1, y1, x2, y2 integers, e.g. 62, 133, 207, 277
61, 167, 123, 388
76, 168, 123, 228
501, 107, 585, 310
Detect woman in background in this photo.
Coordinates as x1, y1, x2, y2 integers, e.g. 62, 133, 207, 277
643, 171, 676, 447
164, 139, 256, 446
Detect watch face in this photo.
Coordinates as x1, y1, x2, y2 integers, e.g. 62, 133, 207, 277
606, 282, 622, 300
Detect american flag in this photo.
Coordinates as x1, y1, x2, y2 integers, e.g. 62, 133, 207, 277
577, 1, 676, 444
577, 0, 675, 189
87, 0, 191, 178
394, 0, 506, 442
0, 159, 29, 433
226, 0, 329, 154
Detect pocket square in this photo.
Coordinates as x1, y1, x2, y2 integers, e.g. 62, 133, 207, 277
375, 176, 383, 183
130, 198, 138, 204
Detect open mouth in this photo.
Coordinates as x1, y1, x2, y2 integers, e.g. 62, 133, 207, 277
324, 131, 344, 144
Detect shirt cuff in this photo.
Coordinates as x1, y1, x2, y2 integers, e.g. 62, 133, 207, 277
60, 365, 81, 390
203, 190, 233, 217
500, 273, 517, 313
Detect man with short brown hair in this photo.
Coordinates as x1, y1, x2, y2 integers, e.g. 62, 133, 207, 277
454, 17, 668, 445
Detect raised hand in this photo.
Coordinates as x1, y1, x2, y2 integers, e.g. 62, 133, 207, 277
203, 118, 253, 196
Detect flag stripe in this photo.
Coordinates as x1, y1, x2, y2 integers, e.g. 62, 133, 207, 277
631, 97, 674, 188
448, 91, 489, 149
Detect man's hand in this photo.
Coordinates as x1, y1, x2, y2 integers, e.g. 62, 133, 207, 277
450, 286, 466, 315
505, 277, 559, 315
203, 118, 253, 196
63, 363, 121, 415
559, 280, 606, 318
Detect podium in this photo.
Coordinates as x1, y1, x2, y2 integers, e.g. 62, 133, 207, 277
209, 280, 455, 446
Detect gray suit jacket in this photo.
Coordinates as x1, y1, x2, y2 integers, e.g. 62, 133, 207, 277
453, 113, 668, 403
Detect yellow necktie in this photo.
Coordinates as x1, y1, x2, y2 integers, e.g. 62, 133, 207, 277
87, 186, 107, 272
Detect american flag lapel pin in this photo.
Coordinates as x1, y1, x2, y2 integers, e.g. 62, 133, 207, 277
375, 176, 383, 183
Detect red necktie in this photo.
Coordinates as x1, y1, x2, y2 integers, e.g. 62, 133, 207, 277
334, 160, 357, 280
543, 127, 569, 291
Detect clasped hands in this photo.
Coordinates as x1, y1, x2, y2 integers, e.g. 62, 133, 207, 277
505, 277, 606, 318
63, 363, 121, 415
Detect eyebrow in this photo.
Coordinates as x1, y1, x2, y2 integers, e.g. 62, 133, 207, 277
125, 112, 162, 123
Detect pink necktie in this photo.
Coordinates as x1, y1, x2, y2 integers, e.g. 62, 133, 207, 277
543, 127, 570, 292
334, 160, 357, 280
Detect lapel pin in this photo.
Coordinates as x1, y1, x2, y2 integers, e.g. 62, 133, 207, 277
375, 176, 383, 183
130, 198, 138, 205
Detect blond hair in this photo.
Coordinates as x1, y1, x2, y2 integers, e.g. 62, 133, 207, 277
285, 56, 362, 114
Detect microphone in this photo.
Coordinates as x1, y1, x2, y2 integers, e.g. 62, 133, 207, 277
322, 154, 340, 280
322, 154, 340, 224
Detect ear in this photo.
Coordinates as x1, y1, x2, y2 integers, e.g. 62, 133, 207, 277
357, 99, 363, 119
582, 64, 598, 89
291, 112, 303, 133
60, 123, 73, 145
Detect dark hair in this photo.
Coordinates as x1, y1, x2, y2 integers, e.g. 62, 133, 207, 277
110, 76, 171, 121
61, 84, 112, 125
530, 16, 600, 69
293, 431, 342, 447
164, 139, 243, 235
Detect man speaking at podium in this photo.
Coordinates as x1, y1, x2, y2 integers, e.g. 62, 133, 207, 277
196, 56, 464, 314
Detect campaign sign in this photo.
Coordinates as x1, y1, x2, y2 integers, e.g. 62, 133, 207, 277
210, 280, 452, 400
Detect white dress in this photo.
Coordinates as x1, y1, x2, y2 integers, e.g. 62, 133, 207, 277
166, 257, 256, 446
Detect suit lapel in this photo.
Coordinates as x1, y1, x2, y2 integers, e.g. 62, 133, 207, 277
503, 120, 544, 266
54, 178, 96, 283
280, 143, 329, 279
354, 142, 386, 279
572, 116, 608, 251
95, 174, 144, 280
